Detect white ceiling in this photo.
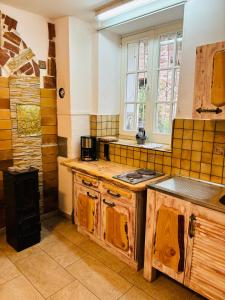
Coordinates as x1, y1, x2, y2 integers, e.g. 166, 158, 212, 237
0, 0, 111, 20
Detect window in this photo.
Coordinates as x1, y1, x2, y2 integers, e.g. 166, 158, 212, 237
120, 22, 183, 144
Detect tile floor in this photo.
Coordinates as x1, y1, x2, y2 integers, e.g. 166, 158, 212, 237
0, 216, 205, 300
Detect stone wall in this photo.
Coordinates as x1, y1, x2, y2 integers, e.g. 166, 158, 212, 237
0, 11, 58, 227
9, 76, 44, 211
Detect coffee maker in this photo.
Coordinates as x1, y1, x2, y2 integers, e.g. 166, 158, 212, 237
80, 136, 98, 161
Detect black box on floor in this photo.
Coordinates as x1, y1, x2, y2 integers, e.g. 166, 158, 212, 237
3, 167, 41, 252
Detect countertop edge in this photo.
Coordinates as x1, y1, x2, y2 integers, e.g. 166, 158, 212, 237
148, 184, 225, 214
61, 159, 164, 192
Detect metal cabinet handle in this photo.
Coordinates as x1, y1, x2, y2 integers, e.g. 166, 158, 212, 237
87, 192, 98, 200
107, 189, 121, 198
196, 107, 222, 114
188, 214, 196, 238
82, 180, 93, 187
103, 199, 115, 207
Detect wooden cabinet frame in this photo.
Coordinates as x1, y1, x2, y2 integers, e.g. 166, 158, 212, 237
73, 170, 147, 270
144, 189, 225, 300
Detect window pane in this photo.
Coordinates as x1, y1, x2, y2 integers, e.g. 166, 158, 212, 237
137, 103, 146, 128
138, 72, 147, 102
159, 42, 174, 69
174, 69, 180, 102
157, 70, 172, 102
125, 104, 136, 130
126, 73, 136, 101
155, 103, 171, 134
139, 41, 148, 71
127, 43, 138, 72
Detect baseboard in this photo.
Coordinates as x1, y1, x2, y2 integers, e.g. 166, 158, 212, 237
58, 210, 71, 220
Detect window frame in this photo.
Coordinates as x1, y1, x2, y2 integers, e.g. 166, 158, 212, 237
119, 21, 183, 144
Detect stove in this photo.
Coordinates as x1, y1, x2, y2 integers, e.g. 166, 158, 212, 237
113, 169, 164, 185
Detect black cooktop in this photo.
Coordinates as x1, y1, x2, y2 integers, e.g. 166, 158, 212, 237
113, 169, 164, 185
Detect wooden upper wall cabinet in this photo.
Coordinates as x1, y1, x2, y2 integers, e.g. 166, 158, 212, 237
193, 41, 225, 119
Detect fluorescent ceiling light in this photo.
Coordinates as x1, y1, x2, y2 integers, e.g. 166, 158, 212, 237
97, 0, 157, 21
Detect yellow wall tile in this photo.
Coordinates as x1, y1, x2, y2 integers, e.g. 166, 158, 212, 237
193, 130, 203, 141
181, 150, 191, 160
216, 120, 225, 132
180, 169, 190, 177
212, 154, 224, 166
147, 162, 154, 169
211, 165, 223, 177
163, 156, 171, 166
174, 119, 183, 129
191, 151, 201, 162
200, 173, 210, 181
134, 151, 140, 160
173, 128, 183, 139
183, 129, 193, 140
203, 131, 214, 142
202, 142, 213, 153
194, 120, 204, 130
173, 138, 182, 148
200, 163, 211, 174
191, 161, 201, 172
190, 171, 200, 179
210, 176, 222, 184
192, 141, 202, 151
184, 119, 193, 129
181, 159, 191, 170
172, 158, 181, 168
182, 140, 192, 150
204, 120, 216, 131
201, 152, 212, 163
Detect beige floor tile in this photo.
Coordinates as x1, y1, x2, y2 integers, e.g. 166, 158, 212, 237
15, 250, 74, 298
0, 275, 44, 300
56, 224, 89, 245
39, 233, 86, 267
79, 240, 127, 273
0, 250, 20, 284
49, 280, 99, 300
0, 234, 41, 263
119, 267, 196, 300
66, 255, 131, 300
120, 286, 153, 300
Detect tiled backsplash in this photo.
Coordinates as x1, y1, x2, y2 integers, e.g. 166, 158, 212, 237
90, 115, 119, 137
100, 119, 225, 185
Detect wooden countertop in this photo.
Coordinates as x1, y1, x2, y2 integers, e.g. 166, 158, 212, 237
61, 159, 166, 192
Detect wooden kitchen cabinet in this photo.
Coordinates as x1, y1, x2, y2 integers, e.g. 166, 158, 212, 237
185, 205, 225, 300
144, 189, 225, 300
144, 190, 190, 284
75, 184, 100, 237
101, 193, 135, 259
193, 41, 225, 119
73, 170, 147, 270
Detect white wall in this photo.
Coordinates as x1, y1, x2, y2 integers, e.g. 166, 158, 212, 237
98, 31, 121, 115
56, 16, 92, 215
177, 0, 225, 118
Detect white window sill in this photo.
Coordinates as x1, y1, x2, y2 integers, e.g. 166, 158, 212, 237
110, 139, 172, 152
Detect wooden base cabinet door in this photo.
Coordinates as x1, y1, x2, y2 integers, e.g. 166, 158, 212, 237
75, 184, 100, 237
185, 205, 225, 300
101, 196, 135, 259
151, 192, 190, 284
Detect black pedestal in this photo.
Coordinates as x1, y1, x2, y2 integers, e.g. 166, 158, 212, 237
3, 168, 41, 252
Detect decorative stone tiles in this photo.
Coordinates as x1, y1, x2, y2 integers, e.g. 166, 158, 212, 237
0, 11, 39, 77
9, 77, 44, 212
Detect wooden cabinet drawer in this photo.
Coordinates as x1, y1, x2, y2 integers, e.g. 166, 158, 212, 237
75, 172, 99, 190
102, 181, 136, 208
